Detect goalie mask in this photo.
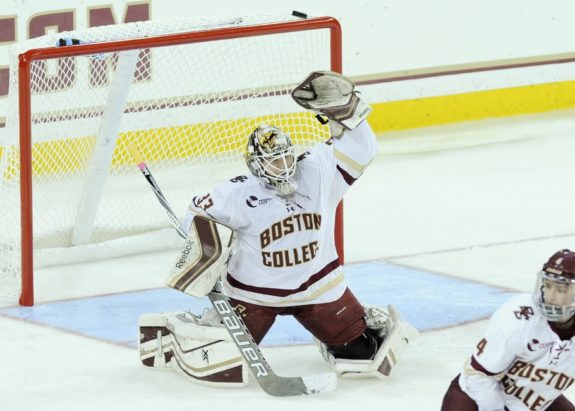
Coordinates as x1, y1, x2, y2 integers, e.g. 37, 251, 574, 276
534, 249, 575, 323
245, 124, 297, 196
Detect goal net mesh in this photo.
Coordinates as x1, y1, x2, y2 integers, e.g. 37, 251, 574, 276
0, 14, 335, 300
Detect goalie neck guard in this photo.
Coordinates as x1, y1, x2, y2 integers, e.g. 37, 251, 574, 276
245, 124, 298, 196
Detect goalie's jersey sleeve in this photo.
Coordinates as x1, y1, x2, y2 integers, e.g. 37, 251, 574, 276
185, 120, 377, 306
459, 293, 575, 411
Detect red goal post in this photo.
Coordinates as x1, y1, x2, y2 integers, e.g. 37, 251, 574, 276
2, 14, 343, 306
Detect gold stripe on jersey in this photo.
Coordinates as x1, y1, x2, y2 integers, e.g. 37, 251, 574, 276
334, 148, 372, 174
231, 272, 345, 307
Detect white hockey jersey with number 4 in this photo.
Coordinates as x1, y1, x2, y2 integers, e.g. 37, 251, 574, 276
184, 120, 378, 306
459, 293, 575, 411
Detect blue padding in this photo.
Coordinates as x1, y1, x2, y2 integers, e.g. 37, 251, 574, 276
0, 261, 515, 347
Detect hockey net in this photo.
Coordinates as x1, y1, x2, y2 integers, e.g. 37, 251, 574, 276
0, 14, 342, 305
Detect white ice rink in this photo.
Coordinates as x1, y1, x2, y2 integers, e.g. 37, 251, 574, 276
2, 110, 575, 410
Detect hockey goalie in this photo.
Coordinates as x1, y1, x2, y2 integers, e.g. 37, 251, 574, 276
138, 71, 418, 389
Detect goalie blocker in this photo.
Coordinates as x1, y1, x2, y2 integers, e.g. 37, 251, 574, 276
166, 215, 235, 298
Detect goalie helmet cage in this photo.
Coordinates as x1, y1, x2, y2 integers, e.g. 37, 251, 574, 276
1, 14, 343, 306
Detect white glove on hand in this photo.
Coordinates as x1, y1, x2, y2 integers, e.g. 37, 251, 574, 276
291, 71, 371, 134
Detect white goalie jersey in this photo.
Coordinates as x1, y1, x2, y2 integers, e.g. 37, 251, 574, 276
184, 120, 377, 306
459, 294, 575, 411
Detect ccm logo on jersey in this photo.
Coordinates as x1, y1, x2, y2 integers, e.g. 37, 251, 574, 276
246, 196, 273, 208
527, 339, 555, 352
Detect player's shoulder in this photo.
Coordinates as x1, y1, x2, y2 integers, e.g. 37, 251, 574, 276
213, 174, 260, 195
211, 173, 281, 212
298, 139, 333, 165
492, 293, 542, 326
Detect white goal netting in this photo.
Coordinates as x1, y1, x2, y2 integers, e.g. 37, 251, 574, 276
0, 14, 337, 302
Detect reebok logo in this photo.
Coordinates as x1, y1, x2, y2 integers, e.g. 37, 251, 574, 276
175, 239, 194, 269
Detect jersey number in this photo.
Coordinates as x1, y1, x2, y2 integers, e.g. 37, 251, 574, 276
230, 175, 248, 183
476, 338, 487, 356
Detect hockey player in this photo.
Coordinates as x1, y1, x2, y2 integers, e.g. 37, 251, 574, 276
139, 71, 418, 387
441, 249, 575, 411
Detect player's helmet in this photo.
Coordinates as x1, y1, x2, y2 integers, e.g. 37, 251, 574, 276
533, 249, 575, 322
245, 124, 297, 196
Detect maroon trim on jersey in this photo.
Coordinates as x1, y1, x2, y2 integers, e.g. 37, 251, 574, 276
548, 319, 575, 341
226, 259, 340, 297
470, 356, 499, 376
336, 165, 357, 185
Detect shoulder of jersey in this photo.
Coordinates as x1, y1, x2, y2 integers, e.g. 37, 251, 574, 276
297, 150, 311, 162
496, 293, 541, 324
217, 174, 260, 192
296, 147, 323, 166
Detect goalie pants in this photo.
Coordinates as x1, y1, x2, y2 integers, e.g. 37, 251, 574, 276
229, 287, 366, 345
441, 375, 575, 411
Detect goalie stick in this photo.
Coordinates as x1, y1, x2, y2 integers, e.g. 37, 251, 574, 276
128, 144, 337, 396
